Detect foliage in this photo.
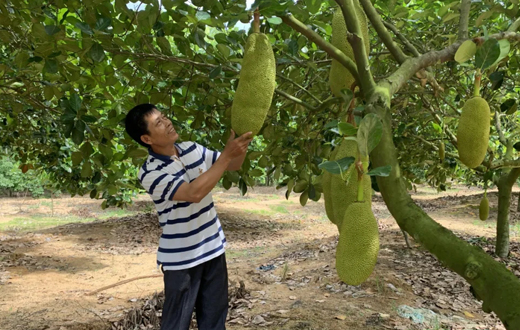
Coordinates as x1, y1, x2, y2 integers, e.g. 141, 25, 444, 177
0, 155, 45, 197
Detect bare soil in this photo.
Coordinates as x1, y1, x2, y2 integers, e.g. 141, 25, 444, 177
0, 185, 519, 330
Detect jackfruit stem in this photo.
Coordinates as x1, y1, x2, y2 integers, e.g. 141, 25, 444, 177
474, 69, 481, 97
253, 9, 260, 33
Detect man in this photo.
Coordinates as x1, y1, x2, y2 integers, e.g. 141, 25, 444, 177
124, 103, 253, 330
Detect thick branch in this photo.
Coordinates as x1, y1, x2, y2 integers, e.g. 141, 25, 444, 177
490, 159, 520, 170
281, 15, 359, 82
458, 0, 471, 40
380, 31, 520, 95
495, 113, 508, 147
359, 0, 408, 62
336, 0, 376, 96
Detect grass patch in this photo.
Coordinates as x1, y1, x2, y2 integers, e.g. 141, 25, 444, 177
0, 214, 97, 232
269, 205, 289, 214
97, 209, 136, 219
247, 209, 274, 216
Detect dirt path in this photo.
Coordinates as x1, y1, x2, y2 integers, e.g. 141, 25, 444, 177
0, 186, 519, 330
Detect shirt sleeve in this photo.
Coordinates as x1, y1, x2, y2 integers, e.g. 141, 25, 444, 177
195, 142, 221, 168
139, 168, 186, 203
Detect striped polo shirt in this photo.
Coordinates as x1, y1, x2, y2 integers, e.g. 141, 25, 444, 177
138, 141, 225, 270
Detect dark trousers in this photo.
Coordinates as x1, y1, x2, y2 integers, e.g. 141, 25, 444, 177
161, 253, 228, 330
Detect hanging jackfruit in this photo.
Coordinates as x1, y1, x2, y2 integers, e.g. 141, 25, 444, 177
479, 195, 489, 221
456, 97, 490, 168
439, 142, 445, 162
231, 32, 276, 136
328, 2, 370, 97
336, 201, 379, 285
323, 147, 339, 223
329, 139, 372, 230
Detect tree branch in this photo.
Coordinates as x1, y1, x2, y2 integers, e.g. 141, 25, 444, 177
380, 31, 520, 95
420, 96, 458, 147
382, 21, 421, 57
280, 15, 359, 83
274, 89, 316, 110
458, 0, 471, 40
490, 158, 520, 170
276, 74, 322, 104
359, 0, 408, 62
274, 89, 358, 116
335, 0, 376, 96
412, 134, 459, 160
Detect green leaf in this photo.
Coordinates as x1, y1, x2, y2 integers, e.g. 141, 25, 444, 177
90, 43, 105, 62
491, 39, 510, 67
454, 40, 476, 64
44, 59, 58, 74
80, 142, 94, 158
71, 152, 83, 166
249, 168, 263, 177
75, 22, 94, 35
308, 184, 316, 200
500, 99, 517, 114
72, 121, 85, 145
338, 122, 357, 136
367, 165, 392, 177
209, 66, 222, 79
293, 180, 308, 193
475, 39, 500, 70
196, 11, 211, 21
45, 25, 61, 36
357, 113, 383, 157
222, 176, 232, 190
81, 162, 92, 178
216, 44, 231, 58
489, 71, 504, 90
267, 17, 282, 25
95, 17, 111, 31
285, 179, 294, 200
127, 148, 149, 158
70, 94, 82, 112
318, 156, 355, 175
43, 85, 54, 100
299, 190, 308, 206
239, 178, 247, 196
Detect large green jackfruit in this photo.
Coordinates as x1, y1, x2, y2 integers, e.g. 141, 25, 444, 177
456, 97, 490, 168
231, 32, 276, 136
329, 139, 372, 230
479, 195, 489, 221
323, 147, 339, 222
328, 2, 370, 97
336, 201, 379, 285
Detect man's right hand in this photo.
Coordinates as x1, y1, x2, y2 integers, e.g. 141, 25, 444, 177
222, 130, 253, 160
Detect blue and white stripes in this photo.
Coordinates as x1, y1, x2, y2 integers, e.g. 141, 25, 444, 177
138, 141, 224, 270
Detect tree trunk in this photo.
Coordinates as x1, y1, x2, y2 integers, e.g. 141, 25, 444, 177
496, 169, 520, 258
517, 192, 520, 212
369, 104, 520, 329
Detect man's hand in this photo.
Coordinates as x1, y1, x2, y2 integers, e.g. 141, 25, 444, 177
222, 130, 253, 161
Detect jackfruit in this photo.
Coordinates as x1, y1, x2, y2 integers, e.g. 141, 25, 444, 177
336, 201, 379, 285
329, 139, 372, 230
479, 195, 489, 221
231, 32, 276, 136
439, 142, 445, 162
456, 97, 490, 168
328, 3, 370, 97
323, 147, 340, 222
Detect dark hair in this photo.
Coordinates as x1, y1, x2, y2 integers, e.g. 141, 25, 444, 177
125, 103, 157, 148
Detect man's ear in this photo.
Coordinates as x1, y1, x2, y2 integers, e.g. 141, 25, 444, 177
141, 134, 152, 145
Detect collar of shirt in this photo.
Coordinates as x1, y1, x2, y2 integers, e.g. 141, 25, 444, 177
147, 143, 184, 162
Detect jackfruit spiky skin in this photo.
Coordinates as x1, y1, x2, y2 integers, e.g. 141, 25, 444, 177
323, 147, 339, 223
456, 97, 491, 168
231, 33, 276, 136
329, 139, 372, 230
336, 201, 379, 285
328, 3, 370, 97
479, 195, 489, 221
439, 142, 445, 162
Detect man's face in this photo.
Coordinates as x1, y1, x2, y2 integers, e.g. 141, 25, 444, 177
140, 109, 178, 147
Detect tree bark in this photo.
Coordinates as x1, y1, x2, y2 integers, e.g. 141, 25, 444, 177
517, 192, 520, 212
496, 169, 520, 258
368, 102, 520, 329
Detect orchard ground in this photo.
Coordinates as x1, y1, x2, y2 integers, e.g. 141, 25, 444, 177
0, 185, 519, 330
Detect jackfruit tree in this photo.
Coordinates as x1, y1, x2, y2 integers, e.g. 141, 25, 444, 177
2, 0, 520, 328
